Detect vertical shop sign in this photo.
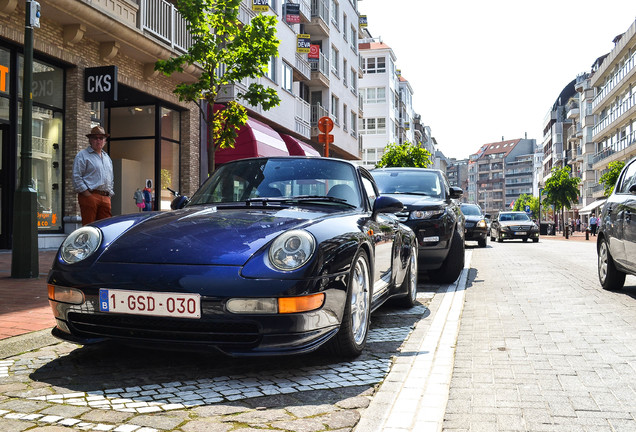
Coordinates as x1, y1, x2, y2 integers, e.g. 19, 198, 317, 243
252, 0, 269, 11
284, 3, 300, 23
297, 34, 310, 53
359, 15, 368, 27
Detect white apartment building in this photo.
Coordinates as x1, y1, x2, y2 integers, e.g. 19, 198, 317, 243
590, 19, 636, 186
358, 41, 399, 169
215, 0, 363, 168
398, 75, 416, 145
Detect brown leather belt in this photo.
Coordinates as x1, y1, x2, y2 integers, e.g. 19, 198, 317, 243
90, 190, 109, 196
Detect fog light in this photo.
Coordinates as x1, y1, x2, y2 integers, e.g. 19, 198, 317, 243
226, 293, 326, 314
226, 298, 278, 314
48, 284, 85, 304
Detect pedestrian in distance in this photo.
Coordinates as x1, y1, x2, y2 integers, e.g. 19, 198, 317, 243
72, 126, 114, 225
143, 180, 152, 211
133, 188, 145, 212
589, 213, 598, 236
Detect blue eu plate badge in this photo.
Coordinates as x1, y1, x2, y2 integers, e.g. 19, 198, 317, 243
99, 289, 109, 312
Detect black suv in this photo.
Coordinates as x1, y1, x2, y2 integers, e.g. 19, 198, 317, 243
460, 203, 489, 247
597, 156, 636, 290
371, 168, 465, 284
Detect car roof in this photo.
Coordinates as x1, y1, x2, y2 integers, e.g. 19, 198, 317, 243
371, 167, 441, 173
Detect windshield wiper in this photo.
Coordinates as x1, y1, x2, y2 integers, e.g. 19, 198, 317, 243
244, 195, 357, 208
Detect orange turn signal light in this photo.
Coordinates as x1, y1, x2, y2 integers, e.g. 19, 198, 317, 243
278, 293, 325, 314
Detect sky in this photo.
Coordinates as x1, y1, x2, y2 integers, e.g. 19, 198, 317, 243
357, 0, 636, 160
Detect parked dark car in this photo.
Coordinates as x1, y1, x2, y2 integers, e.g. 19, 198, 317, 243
47, 157, 418, 358
490, 211, 539, 242
597, 156, 636, 290
460, 203, 489, 248
371, 168, 464, 284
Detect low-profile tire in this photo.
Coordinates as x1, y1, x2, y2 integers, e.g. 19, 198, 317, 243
430, 229, 464, 284
395, 246, 418, 308
327, 250, 372, 357
532, 238, 539, 243
478, 238, 487, 248
497, 232, 503, 243
598, 239, 626, 290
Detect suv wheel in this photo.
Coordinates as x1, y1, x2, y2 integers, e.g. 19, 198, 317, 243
598, 238, 626, 290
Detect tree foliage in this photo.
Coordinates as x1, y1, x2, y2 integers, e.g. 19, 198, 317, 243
599, 160, 625, 197
512, 193, 539, 219
155, 0, 280, 175
375, 142, 432, 168
542, 166, 580, 230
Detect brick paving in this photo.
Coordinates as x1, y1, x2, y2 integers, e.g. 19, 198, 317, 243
0, 250, 57, 340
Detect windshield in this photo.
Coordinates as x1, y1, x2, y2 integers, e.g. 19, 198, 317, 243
499, 213, 531, 222
460, 204, 482, 216
372, 170, 442, 198
188, 158, 362, 207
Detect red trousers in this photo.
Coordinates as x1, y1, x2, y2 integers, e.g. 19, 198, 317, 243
78, 192, 112, 226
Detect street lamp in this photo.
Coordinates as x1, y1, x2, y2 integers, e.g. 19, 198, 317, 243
11, 0, 41, 278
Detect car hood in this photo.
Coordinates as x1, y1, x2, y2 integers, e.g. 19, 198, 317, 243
97, 206, 326, 266
498, 220, 534, 227
463, 215, 484, 223
382, 193, 445, 208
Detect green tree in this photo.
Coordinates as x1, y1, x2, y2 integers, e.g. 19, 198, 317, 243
599, 160, 625, 197
512, 193, 539, 219
155, 0, 281, 175
376, 142, 432, 168
542, 166, 580, 233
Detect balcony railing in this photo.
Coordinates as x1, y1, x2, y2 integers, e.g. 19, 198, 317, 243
592, 92, 636, 137
310, 52, 330, 77
592, 49, 636, 110
141, 0, 193, 52
295, 97, 311, 137
310, 103, 329, 126
592, 131, 636, 164
311, 0, 329, 25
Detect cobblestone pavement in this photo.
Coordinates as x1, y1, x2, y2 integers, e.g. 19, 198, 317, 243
0, 281, 442, 431
444, 239, 636, 432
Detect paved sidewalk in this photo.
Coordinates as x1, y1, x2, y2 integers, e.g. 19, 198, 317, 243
0, 249, 57, 340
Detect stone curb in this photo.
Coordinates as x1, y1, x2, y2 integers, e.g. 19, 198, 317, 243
0, 328, 58, 360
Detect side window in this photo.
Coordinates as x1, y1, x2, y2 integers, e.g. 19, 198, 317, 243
361, 176, 377, 209
617, 160, 636, 194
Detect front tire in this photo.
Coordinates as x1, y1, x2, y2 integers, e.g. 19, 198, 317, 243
395, 246, 418, 308
327, 250, 372, 357
478, 237, 487, 248
598, 239, 626, 290
431, 229, 464, 284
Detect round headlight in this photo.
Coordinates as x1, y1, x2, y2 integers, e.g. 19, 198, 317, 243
269, 230, 315, 271
60, 226, 102, 263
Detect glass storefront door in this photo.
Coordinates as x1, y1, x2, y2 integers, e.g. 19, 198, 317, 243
0, 124, 8, 248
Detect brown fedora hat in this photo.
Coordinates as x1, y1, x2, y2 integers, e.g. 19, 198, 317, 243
86, 126, 109, 138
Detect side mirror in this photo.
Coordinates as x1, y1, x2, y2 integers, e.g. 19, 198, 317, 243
171, 195, 189, 210
449, 186, 463, 199
373, 195, 403, 216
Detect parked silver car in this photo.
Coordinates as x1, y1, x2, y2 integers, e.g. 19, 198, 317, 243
597, 157, 636, 290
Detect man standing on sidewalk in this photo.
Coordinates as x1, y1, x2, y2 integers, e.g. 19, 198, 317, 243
589, 213, 598, 236
72, 126, 114, 225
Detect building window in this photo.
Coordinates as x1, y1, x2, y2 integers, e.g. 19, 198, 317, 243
266, 55, 276, 82
363, 56, 386, 74
350, 67, 357, 94
343, 59, 348, 87
330, 46, 339, 77
350, 26, 357, 52
364, 87, 386, 104
282, 62, 293, 93
343, 14, 348, 41
343, 103, 348, 131
331, 0, 339, 29
331, 94, 339, 125
362, 117, 386, 134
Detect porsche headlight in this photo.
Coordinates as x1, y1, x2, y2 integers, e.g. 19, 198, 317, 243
269, 230, 315, 271
410, 209, 445, 220
60, 226, 102, 264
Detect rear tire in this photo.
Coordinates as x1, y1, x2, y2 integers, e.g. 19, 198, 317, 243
478, 238, 487, 248
431, 229, 464, 284
497, 232, 503, 243
532, 238, 539, 243
395, 246, 418, 308
598, 239, 626, 290
327, 250, 371, 357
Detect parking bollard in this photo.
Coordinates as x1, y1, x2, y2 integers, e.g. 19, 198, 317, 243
586, 228, 590, 240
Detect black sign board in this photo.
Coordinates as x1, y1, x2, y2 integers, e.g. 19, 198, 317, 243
84, 66, 118, 102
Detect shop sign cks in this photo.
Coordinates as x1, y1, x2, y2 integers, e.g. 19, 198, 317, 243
84, 65, 118, 102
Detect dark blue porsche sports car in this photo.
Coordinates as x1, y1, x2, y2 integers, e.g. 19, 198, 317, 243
48, 157, 418, 358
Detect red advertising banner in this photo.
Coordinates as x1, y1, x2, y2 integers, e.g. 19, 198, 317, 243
308, 45, 320, 59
